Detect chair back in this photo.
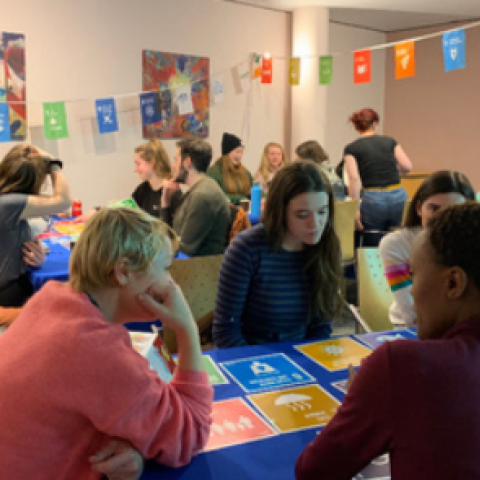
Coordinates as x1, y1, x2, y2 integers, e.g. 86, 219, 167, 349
357, 247, 394, 332
162, 254, 223, 353
401, 200, 412, 226
334, 199, 359, 264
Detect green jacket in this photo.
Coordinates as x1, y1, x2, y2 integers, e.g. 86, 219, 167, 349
207, 160, 253, 205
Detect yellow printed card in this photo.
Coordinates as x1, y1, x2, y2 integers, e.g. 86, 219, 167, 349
248, 384, 340, 433
295, 337, 372, 371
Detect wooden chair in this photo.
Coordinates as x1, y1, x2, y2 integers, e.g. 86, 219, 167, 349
349, 247, 394, 333
334, 199, 360, 266
401, 200, 412, 226
162, 254, 223, 353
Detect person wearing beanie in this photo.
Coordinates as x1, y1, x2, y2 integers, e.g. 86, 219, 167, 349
207, 132, 253, 205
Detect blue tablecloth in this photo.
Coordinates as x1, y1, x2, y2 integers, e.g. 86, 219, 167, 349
141, 330, 416, 480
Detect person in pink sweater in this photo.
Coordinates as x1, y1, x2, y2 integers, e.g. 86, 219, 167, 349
0, 207, 213, 480
295, 202, 480, 480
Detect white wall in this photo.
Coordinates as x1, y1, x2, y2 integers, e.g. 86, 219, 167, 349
325, 23, 386, 166
1, 0, 290, 209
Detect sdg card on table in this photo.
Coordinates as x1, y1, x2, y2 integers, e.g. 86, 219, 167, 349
202, 355, 229, 386
354, 329, 417, 350
220, 353, 315, 393
295, 337, 372, 371
204, 398, 277, 451
248, 384, 340, 433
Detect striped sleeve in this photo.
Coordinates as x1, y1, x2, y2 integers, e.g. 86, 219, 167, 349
384, 263, 412, 292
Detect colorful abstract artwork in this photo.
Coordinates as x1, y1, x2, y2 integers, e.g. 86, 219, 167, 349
142, 50, 209, 139
0, 32, 26, 140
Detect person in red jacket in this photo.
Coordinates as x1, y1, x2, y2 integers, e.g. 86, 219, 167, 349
296, 201, 480, 480
0, 207, 212, 480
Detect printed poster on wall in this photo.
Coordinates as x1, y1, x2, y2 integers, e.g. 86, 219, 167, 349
1, 32, 26, 140
353, 49, 371, 84
443, 29, 466, 72
142, 50, 209, 139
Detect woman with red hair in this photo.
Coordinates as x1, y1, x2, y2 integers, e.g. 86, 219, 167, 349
343, 108, 412, 246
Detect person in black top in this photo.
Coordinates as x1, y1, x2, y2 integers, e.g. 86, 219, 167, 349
343, 108, 412, 246
132, 138, 174, 217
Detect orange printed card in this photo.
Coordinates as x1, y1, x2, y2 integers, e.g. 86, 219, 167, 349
295, 337, 372, 371
248, 384, 340, 433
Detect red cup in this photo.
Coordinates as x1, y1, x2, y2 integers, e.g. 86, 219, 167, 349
72, 200, 82, 217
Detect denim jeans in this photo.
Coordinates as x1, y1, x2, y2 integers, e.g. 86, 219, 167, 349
356, 187, 408, 247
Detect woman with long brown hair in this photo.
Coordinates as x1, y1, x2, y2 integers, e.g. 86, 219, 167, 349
207, 132, 253, 205
0, 144, 72, 307
213, 161, 343, 347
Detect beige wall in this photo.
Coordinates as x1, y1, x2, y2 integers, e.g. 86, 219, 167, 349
384, 22, 480, 190
326, 23, 386, 165
1, 0, 290, 209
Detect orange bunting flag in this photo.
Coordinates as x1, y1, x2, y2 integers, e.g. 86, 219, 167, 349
395, 41, 415, 79
289, 57, 301, 85
261, 55, 273, 84
353, 50, 371, 84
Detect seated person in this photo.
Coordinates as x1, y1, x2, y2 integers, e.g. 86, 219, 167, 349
160, 138, 230, 257
295, 140, 346, 201
253, 142, 290, 195
0, 144, 72, 307
207, 132, 253, 205
212, 161, 343, 347
296, 202, 480, 480
0, 207, 213, 480
379, 170, 474, 327
78, 138, 182, 222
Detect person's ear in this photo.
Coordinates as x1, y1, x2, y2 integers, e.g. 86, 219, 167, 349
113, 258, 131, 286
416, 200, 423, 219
445, 267, 468, 300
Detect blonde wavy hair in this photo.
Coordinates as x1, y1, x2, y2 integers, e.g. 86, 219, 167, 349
255, 142, 289, 186
70, 207, 178, 292
135, 138, 172, 179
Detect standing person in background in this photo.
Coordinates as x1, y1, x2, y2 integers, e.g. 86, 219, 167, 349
343, 108, 412, 246
254, 142, 289, 195
295, 140, 346, 201
379, 170, 474, 328
0, 144, 72, 307
160, 138, 230, 256
207, 132, 253, 205
213, 161, 343, 348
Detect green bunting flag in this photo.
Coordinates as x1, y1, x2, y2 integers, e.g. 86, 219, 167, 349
319, 56, 333, 85
43, 102, 69, 140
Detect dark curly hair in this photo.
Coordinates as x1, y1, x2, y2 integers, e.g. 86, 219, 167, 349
263, 161, 344, 319
428, 202, 480, 291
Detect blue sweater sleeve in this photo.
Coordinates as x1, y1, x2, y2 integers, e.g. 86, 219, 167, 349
212, 234, 255, 348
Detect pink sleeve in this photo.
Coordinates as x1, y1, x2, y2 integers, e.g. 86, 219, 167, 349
65, 330, 213, 467
295, 345, 393, 480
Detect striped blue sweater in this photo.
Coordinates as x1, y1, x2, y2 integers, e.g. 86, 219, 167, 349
213, 224, 331, 348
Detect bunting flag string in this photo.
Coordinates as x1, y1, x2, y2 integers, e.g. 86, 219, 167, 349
0, 19, 478, 142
